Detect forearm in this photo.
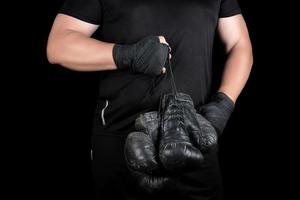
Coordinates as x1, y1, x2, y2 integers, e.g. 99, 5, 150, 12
218, 39, 253, 103
47, 30, 117, 72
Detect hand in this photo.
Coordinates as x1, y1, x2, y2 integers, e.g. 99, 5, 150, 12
113, 35, 171, 76
197, 92, 235, 136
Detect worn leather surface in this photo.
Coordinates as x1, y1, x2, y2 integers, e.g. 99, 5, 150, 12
159, 92, 204, 173
124, 111, 170, 193
124, 92, 221, 193
177, 93, 218, 152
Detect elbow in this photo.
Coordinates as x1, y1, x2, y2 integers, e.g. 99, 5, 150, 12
46, 32, 68, 65
46, 41, 58, 65
46, 50, 56, 65
46, 40, 81, 72
46, 39, 62, 65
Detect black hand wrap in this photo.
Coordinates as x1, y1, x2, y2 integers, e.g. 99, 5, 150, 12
113, 36, 169, 76
197, 92, 235, 136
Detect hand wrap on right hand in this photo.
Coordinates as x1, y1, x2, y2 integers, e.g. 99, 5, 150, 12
113, 36, 169, 76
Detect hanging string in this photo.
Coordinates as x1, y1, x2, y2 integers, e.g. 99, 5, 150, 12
165, 54, 178, 96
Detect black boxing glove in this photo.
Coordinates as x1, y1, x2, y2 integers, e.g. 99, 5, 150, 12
177, 93, 218, 153
158, 93, 204, 174
124, 111, 170, 193
197, 92, 235, 136
113, 36, 169, 76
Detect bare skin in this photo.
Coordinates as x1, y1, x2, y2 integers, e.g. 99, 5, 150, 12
217, 14, 253, 103
47, 13, 253, 103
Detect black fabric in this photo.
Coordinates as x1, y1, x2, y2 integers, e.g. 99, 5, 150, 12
59, 0, 241, 199
59, 0, 103, 25
59, 0, 242, 134
219, 0, 241, 18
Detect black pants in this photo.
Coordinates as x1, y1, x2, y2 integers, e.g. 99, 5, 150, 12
91, 133, 224, 200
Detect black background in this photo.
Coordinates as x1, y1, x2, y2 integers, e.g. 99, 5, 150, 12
8, 1, 295, 199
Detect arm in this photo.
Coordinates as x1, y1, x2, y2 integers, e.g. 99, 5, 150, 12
217, 14, 253, 103
47, 14, 170, 73
46, 14, 117, 72
197, 14, 253, 136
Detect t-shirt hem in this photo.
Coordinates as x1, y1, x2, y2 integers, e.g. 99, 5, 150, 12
219, 9, 242, 18
58, 8, 100, 25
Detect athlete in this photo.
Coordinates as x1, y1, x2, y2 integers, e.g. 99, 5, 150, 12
47, 0, 253, 199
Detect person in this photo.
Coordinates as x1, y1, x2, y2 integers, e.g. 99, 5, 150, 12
47, 0, 253, 199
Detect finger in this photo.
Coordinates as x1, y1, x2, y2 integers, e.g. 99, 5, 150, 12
157, 36, 172, 54
158, 36, 170, 47
158, 36, 166, 44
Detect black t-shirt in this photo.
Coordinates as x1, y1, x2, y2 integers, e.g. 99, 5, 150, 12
59, 0, 241, 135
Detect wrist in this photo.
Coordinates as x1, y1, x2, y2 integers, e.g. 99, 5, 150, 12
217, 88, 237, 104
112, 43, 133, 70
214, 92, 235, 114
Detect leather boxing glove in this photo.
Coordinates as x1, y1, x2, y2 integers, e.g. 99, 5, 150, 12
178, 93, 218, 153
158, 93, 204, 173
124, 111, 170, 193
113, 36, 169, 76
197, 92, 235, 136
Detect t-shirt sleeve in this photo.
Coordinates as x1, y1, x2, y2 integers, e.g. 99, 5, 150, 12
219, 0, 242, 18
59, 0, 102, 25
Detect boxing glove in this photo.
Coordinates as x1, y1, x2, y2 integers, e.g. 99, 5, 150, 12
158, 93, 204, 173
113, 36, 169, 76
124, 111, 170, 193
178, 93, 218, 153
197, 92, 235, 136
